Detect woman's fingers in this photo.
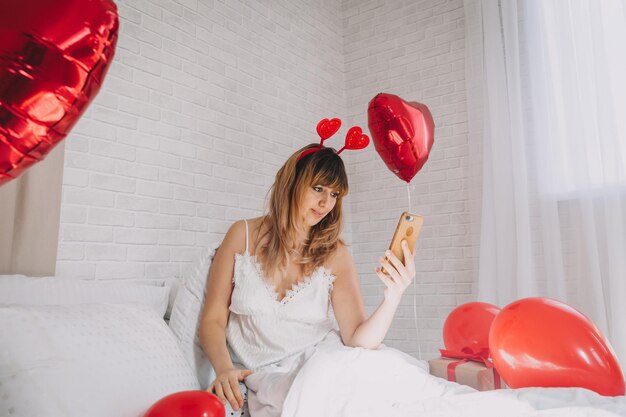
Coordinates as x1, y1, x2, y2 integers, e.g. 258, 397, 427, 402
376, 241, 417, 301
379, 257, 405, 285
214, 382, 226, 405
209, 369, 252, 411
375, 267, 393, 288
229, 377, 244, 408
401, 240, 415, 275
239, 369, 254, 380
384, 249, 409, 280
235, 369, 253, 407
221, 379, 239, 411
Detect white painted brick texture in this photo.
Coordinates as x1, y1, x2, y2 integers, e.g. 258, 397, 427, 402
343, 0, 473, 360
56, 0, 474, 361
58, 0, 347, 281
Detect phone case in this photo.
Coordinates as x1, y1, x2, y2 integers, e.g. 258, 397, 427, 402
388, 211, 424, 265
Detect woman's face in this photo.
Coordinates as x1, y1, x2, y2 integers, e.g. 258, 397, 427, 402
298, 184, 339, 228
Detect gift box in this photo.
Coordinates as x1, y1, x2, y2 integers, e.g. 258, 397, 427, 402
428, 357, 507, 391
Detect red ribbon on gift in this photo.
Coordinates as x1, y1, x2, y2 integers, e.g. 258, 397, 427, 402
439, 348, 502, 389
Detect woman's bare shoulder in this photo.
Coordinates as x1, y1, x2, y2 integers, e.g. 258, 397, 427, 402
247, 216, 265, 230
330, 241, 350, 256
221, 220, 248, 254
327, 242, 354, 273
244, 216, 268, 255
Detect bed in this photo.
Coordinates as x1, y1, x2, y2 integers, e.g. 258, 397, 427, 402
1, 248, 625, 417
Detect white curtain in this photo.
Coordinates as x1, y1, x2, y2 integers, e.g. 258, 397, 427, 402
465, 0, 626, 366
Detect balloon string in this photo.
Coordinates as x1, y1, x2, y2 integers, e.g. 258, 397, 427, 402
406, 182, 422, 360
414, 292, 421, 360
406, 182, 412, 213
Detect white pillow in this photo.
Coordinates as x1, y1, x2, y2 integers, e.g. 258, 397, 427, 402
0, 303, 200, 417
126, 277, 181, 320
168, 243, 219, 390
0, 275, 170, 318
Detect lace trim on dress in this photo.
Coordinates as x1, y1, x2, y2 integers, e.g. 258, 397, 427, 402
234, 252, 335, 305
234, 253, 277, 300
280, 273, 315, 305
323, 267, 337, 298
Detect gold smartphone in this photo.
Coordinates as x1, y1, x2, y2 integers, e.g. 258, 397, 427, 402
385, 212, 424, 271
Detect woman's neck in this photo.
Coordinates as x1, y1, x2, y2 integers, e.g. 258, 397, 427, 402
293, 222, 311, 248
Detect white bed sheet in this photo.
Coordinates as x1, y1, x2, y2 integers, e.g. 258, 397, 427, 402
251, 331, 626, 417
401, 387, 626, 417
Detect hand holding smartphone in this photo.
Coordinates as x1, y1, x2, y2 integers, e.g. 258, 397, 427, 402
383, 212, 424, 273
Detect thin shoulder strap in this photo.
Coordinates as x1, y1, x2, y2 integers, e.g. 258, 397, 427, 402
243, 219, 249, 255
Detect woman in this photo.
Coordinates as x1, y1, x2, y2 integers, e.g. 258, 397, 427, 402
198, 139, 426, 417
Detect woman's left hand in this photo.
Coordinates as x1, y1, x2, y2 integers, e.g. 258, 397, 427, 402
375, 240, 415, 304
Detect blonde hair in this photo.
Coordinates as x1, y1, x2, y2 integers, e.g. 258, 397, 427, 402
255, 143, 349, 278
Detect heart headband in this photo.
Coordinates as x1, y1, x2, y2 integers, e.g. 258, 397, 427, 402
298, 118, 370, 161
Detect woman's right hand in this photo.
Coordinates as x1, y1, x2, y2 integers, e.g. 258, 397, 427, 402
208, 368, 254, 411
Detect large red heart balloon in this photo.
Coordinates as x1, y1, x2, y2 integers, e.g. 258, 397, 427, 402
0, 0, 119, 185
143, 391, 225, 417
490, 297, 625, 396
367, 93, 434, 183
443, 301, 501, 355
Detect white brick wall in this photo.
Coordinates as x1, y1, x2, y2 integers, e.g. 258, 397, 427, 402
57, 0, 473, 360
342, 0, 472, 359
58, 0, 347, 280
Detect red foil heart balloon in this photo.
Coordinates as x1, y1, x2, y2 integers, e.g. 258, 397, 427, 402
0, 0, 119, 185
489, 297, 625, 396
367, 93, 434, 183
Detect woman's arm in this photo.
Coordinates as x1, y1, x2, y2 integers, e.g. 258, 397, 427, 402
198, 220, 251, 410
330, 241, 415, 349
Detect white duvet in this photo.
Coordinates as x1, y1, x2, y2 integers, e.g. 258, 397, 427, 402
244, 331, 626, 417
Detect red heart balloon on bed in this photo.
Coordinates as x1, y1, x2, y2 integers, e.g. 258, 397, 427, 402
443, 301, 501, 354
0, 0, 119, 185
143, 391, 225, 417
367, 93, 434, 183
489, 297, 625, 396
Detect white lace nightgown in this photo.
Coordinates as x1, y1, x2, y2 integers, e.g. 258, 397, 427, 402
225, 227, 338, 372
224, 220, 469, 417
224, 219, 338, 416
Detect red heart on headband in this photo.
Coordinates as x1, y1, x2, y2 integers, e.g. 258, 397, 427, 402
317, 118, 342, 140
344, 126, 370, 150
